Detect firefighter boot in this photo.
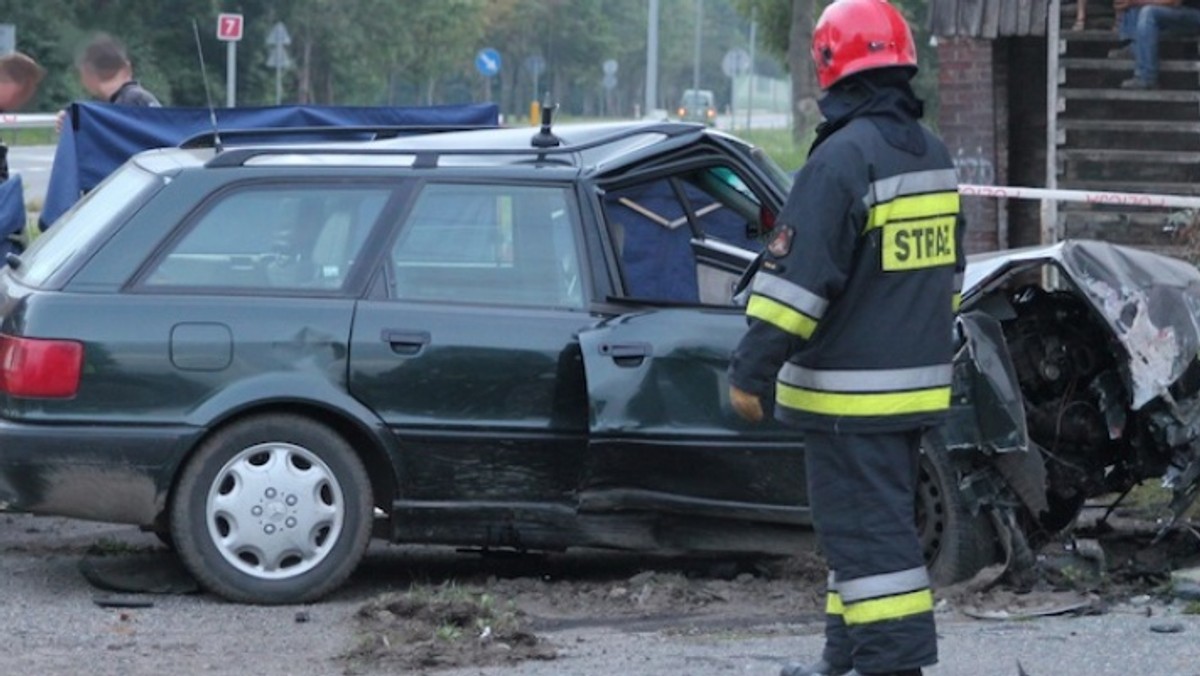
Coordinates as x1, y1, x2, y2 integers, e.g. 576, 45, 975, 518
778, 660, 852, 676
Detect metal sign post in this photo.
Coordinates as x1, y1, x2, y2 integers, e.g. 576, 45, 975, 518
217, 13, 244, 107
266, 22, 292, 105
475, 48, 501, 103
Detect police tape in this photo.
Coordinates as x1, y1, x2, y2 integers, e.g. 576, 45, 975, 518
959, 183, 1200, 210
0, 113, 57, 130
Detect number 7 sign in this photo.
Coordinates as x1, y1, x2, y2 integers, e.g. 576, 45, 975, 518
217, 13, 244, 42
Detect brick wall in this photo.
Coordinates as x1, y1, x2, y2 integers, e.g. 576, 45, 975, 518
936, 38, 1004, 253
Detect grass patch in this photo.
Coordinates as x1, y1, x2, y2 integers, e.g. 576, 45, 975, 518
2, 128, 56, 146
737, 127, 814, 175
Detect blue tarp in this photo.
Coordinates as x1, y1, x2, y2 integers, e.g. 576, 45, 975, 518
0, 175, 24, 259
40, 101, 499, 229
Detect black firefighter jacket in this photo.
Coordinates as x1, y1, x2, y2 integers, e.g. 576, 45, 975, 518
728, 84, 965, 434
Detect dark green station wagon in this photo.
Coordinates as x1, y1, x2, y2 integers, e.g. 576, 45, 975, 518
0, 121, 986, 604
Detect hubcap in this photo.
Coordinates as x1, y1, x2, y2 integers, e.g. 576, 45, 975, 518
206, 441, 345, 580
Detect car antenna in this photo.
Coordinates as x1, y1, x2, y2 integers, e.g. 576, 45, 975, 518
191, 19, 224, 153
530, 93, 561, 149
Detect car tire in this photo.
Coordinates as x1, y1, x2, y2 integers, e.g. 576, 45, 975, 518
170, 413, 373, 604
917, 437, 997, 587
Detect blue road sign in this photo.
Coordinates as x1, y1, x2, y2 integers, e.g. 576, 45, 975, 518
476, 48, 501, 77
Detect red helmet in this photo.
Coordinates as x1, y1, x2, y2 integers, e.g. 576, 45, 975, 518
812, 0, 918, 91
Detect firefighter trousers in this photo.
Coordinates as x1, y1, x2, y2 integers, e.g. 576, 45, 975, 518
805, 429, 937, 674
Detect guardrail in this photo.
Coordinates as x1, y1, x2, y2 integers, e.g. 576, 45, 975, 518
0, 113, 57, 130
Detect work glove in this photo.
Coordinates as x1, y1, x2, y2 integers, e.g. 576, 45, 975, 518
729, 385, 764, 423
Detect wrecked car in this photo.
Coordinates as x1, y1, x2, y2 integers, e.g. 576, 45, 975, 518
944, 239, 1200, 580
2, 108, 1194, 605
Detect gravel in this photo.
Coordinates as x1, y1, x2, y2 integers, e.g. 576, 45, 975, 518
5, 512, 1200, 676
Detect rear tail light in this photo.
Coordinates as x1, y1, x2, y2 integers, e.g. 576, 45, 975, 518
0, 334, 84, 398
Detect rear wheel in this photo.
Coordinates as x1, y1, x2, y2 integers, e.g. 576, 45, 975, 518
170, 413, 373, 604
917, 438, 998, 586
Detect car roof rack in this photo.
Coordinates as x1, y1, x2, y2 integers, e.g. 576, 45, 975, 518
203, 121, 695, 169
180, 124, 494, 150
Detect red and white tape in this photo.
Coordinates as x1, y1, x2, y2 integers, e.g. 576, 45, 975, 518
959, 183, 1200, 210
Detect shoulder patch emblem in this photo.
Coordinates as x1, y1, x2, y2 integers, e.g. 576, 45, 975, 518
767, 225, 795, 257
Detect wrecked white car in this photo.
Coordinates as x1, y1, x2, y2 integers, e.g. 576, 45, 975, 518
943, 239, 1200, 580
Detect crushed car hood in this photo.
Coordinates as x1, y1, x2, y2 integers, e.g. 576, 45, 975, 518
963, 240, 1200, 410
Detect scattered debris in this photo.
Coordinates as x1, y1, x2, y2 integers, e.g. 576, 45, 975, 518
92, 593, 154, 609
78, 551, 200, 595
341, 583, 556, 672
1150, 622, 1185, 634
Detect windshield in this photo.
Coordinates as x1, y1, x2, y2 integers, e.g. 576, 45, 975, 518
17, 163, 162, 287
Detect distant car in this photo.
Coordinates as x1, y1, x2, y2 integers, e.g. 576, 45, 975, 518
8, 111, 1197, 607
677, 89, 716, 126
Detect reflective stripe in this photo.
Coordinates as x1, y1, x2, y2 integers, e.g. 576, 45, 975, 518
747, 295, 819, 339
865, 168, 961, 208
843, 589, 934, 626
867, 192, 960, 230
779, 364, 952, 393
826, 591, 844, 616
752, 273, 829, 319
777, 383, 951, 416
952, 292, 961, 313
838, 567, 930, 603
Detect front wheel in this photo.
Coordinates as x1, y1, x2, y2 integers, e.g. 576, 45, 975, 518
170, 414, 373, 604
917, 437, 998, 586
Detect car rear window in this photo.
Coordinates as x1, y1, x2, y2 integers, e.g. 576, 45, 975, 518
16, 164, 161, 287
143, 185, 390, 293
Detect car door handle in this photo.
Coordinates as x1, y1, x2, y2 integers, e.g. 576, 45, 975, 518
599, 342, 650, 367
382, 329, 430, 356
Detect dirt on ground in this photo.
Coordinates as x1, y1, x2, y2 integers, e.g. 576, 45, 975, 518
8, 497, 1200, 675
328, 501, 1200, 673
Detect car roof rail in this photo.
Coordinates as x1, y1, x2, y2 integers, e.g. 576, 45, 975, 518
180, 124, 494, 150
202, 122, 697, 169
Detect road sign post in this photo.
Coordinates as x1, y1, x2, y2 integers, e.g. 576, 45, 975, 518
266, 22, 292, 105
475, 48, 501, 103
217, 13, 244, 107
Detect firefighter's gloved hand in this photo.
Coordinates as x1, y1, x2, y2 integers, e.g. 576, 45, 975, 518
729, 385, 764, 423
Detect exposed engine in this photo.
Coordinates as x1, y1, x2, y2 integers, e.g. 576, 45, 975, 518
1000, 285, 1128, 531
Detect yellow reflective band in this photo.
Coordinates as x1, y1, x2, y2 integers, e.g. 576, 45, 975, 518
843, 589, 934, 626
952, 292, 961, 313
882, 217, 957, 271
826, 592, 844, 616
747, 294, 818, 339
776, 384, 951, 416
867, 191, 960, 230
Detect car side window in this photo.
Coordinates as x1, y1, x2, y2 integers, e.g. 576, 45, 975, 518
603, 165, 765, 306
143, 186, 389, 292
390, 183, 584, 309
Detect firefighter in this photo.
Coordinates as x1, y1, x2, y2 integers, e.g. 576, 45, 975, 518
726, 1, 964, 675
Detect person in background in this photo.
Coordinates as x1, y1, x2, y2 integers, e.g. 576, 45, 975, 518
1115, 0, 1200, 88
56, 33, 160, 133
0, 52, 45, 182
76, 32, 160, 106
726, 1, 964, 674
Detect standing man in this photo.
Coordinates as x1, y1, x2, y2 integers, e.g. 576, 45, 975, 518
0, 52, 46, 181
55, 33, 161, 134
76, 33, 161, 106
726, 2, 964, 675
